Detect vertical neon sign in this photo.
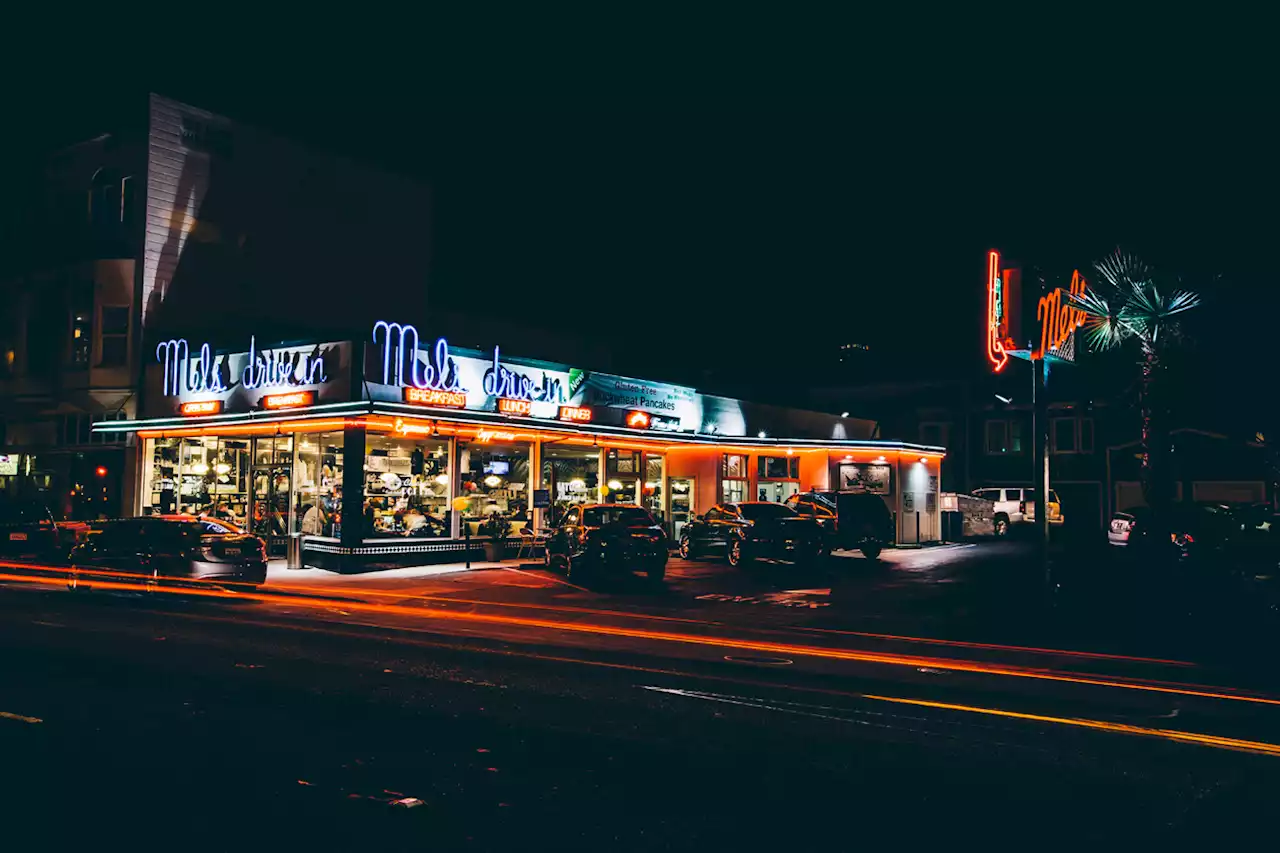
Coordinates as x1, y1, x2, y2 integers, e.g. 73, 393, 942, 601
986, 249, 1009, 373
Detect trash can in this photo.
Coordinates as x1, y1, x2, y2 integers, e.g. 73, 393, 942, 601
287, 533, 304, 569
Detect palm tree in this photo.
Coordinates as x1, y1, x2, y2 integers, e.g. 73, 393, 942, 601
1068, 250, 1201, 508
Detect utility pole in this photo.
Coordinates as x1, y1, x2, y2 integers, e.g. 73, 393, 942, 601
1032, 357, 1050, 585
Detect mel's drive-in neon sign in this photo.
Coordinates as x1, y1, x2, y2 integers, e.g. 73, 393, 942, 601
157, 336, 328, 397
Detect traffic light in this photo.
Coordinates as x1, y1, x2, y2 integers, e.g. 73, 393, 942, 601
95, 465, 108, 477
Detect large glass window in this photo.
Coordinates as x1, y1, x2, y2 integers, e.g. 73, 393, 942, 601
142, 436, 250, 526
722, 453, 748, 503
542, 444, 599, 526
605, 449, 640, 505
297, 431, 344, 537
756, 454, 800, 503
643, 453, 666, 525
363, 433, 451, 538
458, 439, 531, 537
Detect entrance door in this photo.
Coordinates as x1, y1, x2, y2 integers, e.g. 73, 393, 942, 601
670, 477, 695, 540
251, 436, 293, 558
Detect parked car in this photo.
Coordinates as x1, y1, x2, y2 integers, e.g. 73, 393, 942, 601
972, 486, 1064, 535
68, 516, 267, 592
545, 504, 668, 582
1107, 509, 1141, 546
785, 491, 895, 558
0, 497, 63, 562
679, 502, 824, 567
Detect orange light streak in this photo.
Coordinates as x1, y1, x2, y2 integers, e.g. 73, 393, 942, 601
0, 566, 1272, 709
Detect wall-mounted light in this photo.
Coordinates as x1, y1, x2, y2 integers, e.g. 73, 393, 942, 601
840, 411, 849, 418
919, 457, 928, 464
757, 430, 767, 439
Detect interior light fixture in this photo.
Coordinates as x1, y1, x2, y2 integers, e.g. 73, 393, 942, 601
607, 479, 623, 490
568, 478, 586, 490
190, 462, 209, 475
484, 474, 502, 488
214, 463, 231, 475
434, 473, 449, 486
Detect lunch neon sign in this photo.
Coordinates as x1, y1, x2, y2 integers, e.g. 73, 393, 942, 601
498, 398, 533, 416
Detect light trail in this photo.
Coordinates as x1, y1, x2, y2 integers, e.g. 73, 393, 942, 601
2, 566, 1278, 709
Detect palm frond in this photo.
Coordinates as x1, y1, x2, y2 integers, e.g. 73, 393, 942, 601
1067, 287, 1131, 350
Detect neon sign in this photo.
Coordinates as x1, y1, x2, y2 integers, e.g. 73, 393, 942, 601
498, 398, 533, 416
157, 336, 327, 396
243, 337, 327, 390
986, 250, 1009, 373
180, 400, 223, 416
263, 390, 315, 410
481, 346, 563, 403
393, 417, 434, 437
404, 387, 467, 408
476, 429, 517, 443
157, 339, 226, 396
558, 405, 593, 423
1034, 270, 1087, 359
626, 410, 651, 429
372, 322, 465, 392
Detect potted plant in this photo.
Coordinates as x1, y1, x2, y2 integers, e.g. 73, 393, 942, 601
479, 514, 512, 562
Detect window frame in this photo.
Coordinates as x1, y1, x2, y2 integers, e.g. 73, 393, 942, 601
756, 455, 800, 481
98, 304, 130, 368
919, 421, 949, 449
1051, 416, 1095, 455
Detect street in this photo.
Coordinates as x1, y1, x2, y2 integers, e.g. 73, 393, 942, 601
3, 542, 1280, 848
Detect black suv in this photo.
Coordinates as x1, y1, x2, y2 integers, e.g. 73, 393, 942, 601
679, 502, 824, 567
545, 504, 669, 583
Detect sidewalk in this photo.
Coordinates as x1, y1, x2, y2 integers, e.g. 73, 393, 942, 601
266, 558, 527, 587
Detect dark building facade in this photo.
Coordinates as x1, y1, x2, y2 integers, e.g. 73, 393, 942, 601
0, 94, 431, 518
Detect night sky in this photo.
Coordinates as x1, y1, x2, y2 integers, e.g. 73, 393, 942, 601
9, 75, 1275, 424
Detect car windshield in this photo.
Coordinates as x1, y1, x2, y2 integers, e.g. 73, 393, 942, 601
0, 501, 50, 525
738, 503, 796, 521
582, 507, 655, 527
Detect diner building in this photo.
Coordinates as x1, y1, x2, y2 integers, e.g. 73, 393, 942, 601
95, 322, 945, 571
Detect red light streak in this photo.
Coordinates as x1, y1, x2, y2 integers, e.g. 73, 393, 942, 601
0, 564, 1272, 710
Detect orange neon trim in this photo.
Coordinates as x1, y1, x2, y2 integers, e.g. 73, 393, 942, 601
262, 390, 316, 410
986, 249, 1009, 373
138, 418, 355, 439
1033, 269, 1088, 359
404, 387, 467, 408
180, 400, 223, 416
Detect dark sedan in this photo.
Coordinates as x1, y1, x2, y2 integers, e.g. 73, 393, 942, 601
679, 502, 824, 567
544, 504, 668, 583
69, 516, 267, 592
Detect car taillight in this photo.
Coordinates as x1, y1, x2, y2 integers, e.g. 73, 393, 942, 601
1171, 533, 1194, 546
1019, 501, 1026, 514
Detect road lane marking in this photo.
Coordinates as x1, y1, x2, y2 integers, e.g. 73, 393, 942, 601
0, 711, 43, 724
863, 694, 1280, 758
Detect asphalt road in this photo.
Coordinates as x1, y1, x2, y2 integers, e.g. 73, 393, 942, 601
4, 564, 1280, 850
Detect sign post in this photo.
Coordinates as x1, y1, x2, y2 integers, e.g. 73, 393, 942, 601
986, 251, 1087, 588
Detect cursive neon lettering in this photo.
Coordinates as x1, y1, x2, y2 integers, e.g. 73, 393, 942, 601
481, 346, 563, 403
373, 321, 465, 393
1035, 270, 1087, 358
986, 250, 1009, 373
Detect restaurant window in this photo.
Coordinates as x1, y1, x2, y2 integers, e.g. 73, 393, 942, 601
543, 444, 599, 526
141, 435, 251, 526
605, 449, 641, 505
985, 419, 1023, 454
721, 453, 748, 504
458, 438, 531, 538
294, 431, 344, 538
363, 432, 450, 538
99, 306, 129, 367
756, 455, 800, 503
643, 453, 666, 525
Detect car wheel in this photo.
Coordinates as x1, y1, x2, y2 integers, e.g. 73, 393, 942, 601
994, 516, 1010, 538
679, 536, 694, 560
860, 542, 883, 560
727, 538, 747, 567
